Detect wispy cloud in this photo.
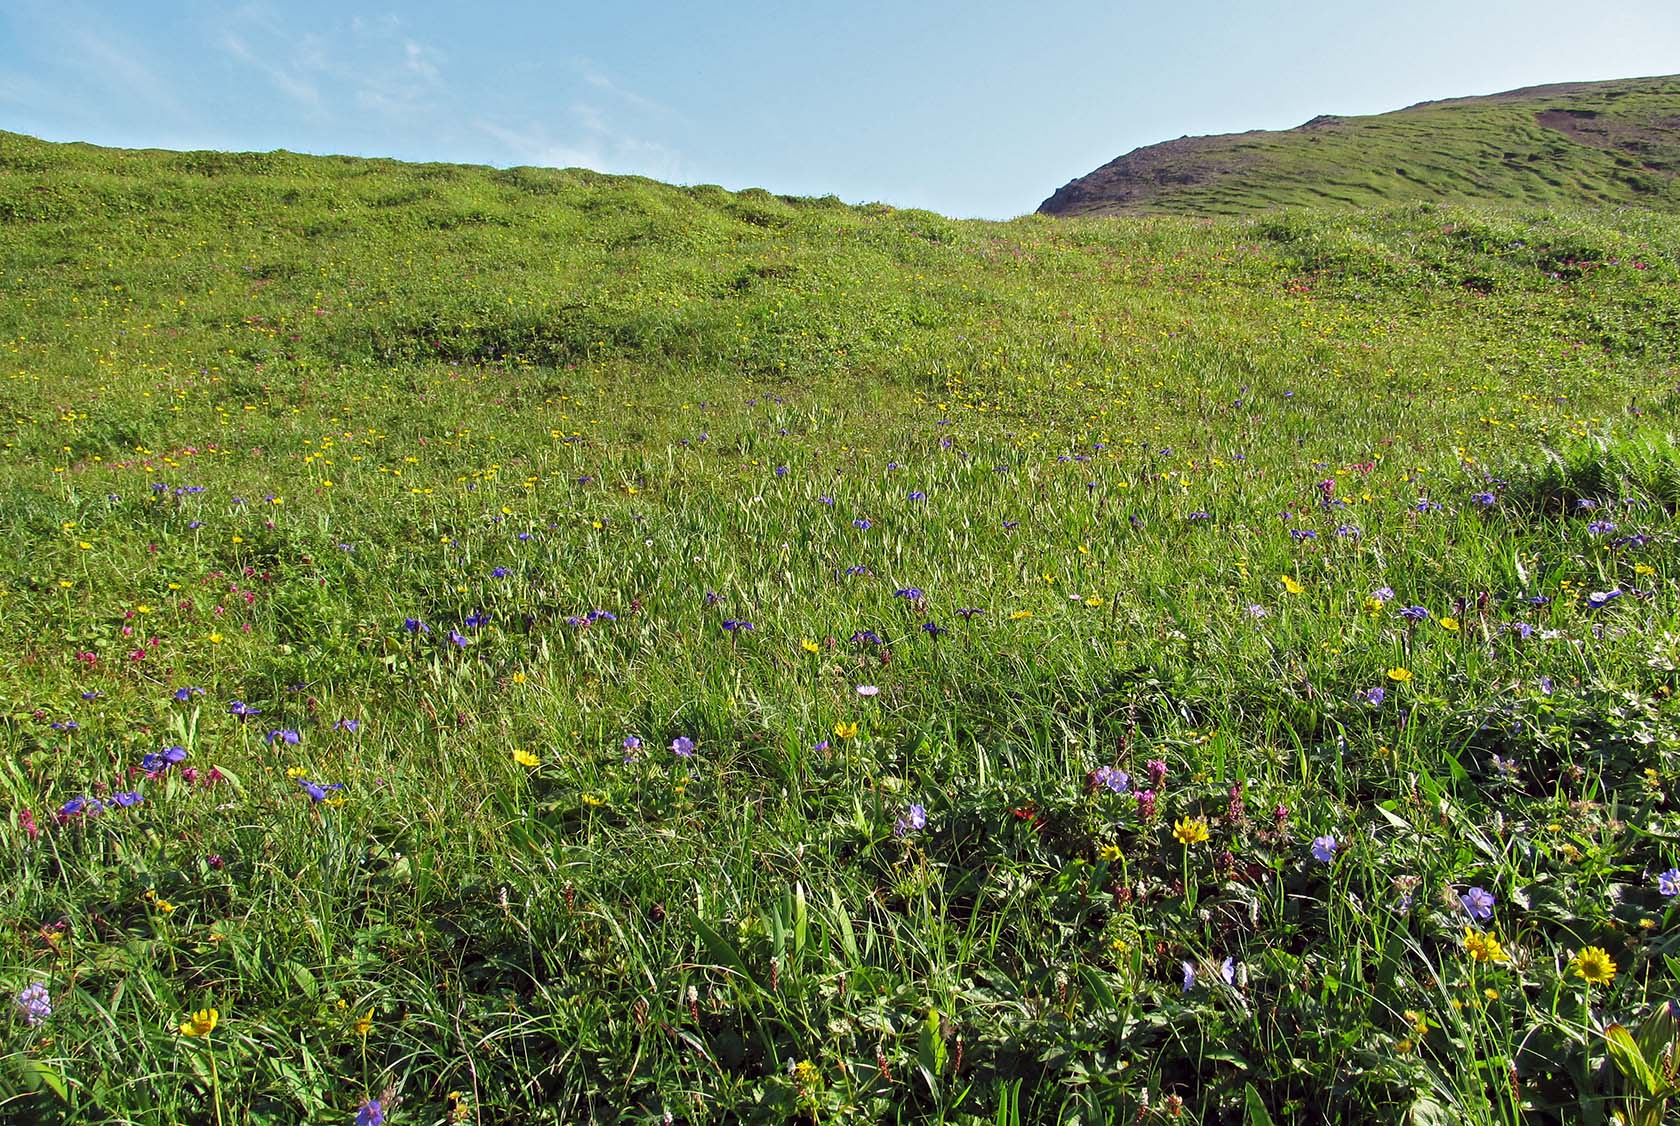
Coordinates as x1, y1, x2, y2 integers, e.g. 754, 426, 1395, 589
477, 59, 687, 182
218, 30, 323, 110
0, 68, 54, 113
476, 115, 688, 183
576, 59, 665, 117
0, 0, 199, 139
212, 4, 445, 123
33, 15, 188, 120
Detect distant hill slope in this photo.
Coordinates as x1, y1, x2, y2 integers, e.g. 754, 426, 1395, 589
1040, 75, 1680, 217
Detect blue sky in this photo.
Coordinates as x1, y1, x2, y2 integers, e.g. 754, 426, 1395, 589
4, 1, 1679, 218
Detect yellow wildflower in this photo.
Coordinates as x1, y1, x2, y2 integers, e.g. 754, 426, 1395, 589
1439, 617, 1460, 631
800, 638, 820, 654
833, 721, 859, 739
513, 749, 540, 768
1570, 946, 1616, 985
1280, 575, 1304, 595
1463, 927, 1509, 964
1173, 816, 1210, 846
179, 1008, 218, 1037
1386, 667, 1413, 683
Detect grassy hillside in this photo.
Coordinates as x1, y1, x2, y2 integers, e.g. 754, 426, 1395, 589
1040, 75, 1680, 217
2, 129, 1680, 1124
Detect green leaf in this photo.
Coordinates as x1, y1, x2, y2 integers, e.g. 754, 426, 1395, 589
18, 1058, 69, 1102
1373, 802, 1412, 831
691, 915, 762, 995
1604, 1023, 1661, 1097
918, 1006, 947, 1080
287, 960, 319, 1000
792, 881, 808, 961
1407, 1095, 1457, 1126
1243, 1083, 1276, 1126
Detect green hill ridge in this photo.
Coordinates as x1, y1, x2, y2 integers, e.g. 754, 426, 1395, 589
1040, 74, 1680, 217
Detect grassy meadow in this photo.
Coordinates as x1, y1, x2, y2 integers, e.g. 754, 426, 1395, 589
2, 129, 1680, 1124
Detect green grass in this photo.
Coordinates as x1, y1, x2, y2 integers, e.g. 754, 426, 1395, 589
1040, 75, 1680, 217
1, 129, 1679, 1124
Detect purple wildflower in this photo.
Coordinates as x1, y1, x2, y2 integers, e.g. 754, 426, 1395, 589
894, 803, 928, 837
16, 983, 51, 1026
1460, 886, 1495, 921
1091, 766, 1130, 794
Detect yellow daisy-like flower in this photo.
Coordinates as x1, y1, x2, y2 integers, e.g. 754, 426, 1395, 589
1570, 946, 1616, 985
833, 721, 859, 739
1173, 816, 1210, 846
1096, 843, 1122, 862
354, 1007, 374, 1037
1386, 667, 1413, 683
1280, 576, 1304, 595
510, 671, 527, 684
179, 1008, 218, 1037
1439, 616, 1460, 631
1463, 927, 1509, 964
1009, 610, 1032, 621
800, 638, 821, 654
512, 749, 540, 768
